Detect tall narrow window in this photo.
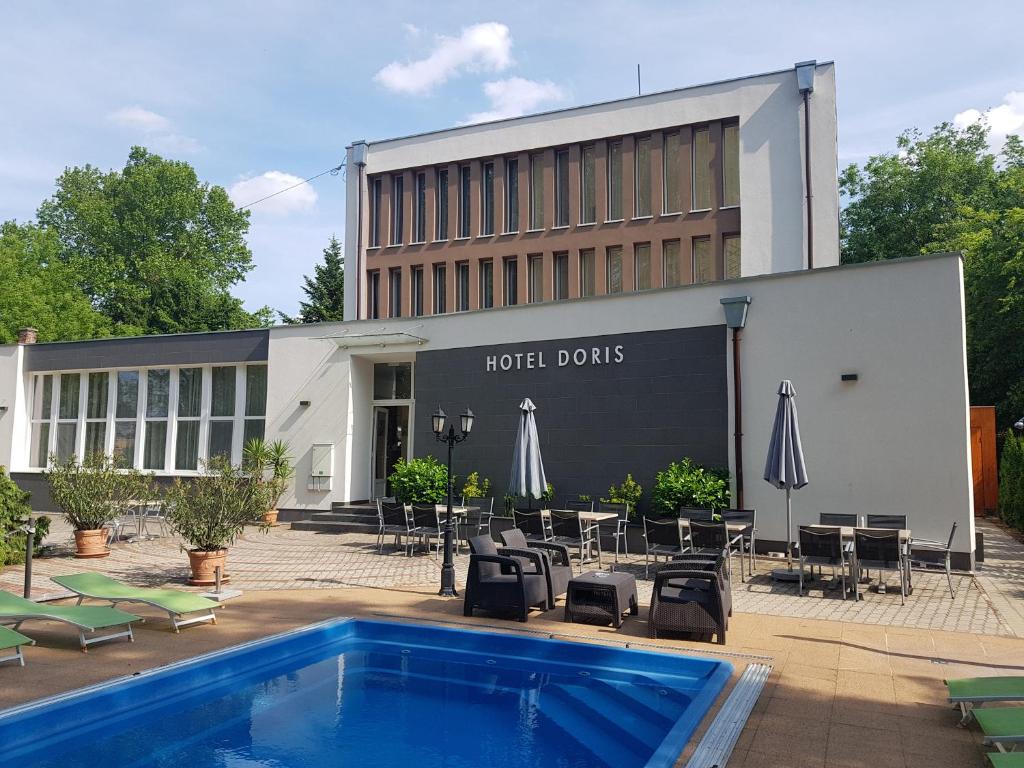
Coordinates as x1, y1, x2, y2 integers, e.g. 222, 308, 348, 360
553, 252, 569, 300
388, 267, 402, 318
606, 246, 624, 293
580, 145, 596, 224
579, 249, 596, 297
175, 367, 202, 471
433, 264, 447, 313
528, 153, 544, 230
481, 162, 495, 235
414, 172, 427, 242
554, 149, 569, 227
607, 140, 623, 220
479, 260, 494, 309
634, 136, 651, 217
84, 371, 109, 458
390, 174, 404, 245
528, 255, 543, 303
692, 127, 712, 210
56, 373, 80, 462
693, 237, 714, 283
435, 169, 449, 240
208, 366, 235, 460
723, 123, 740, 207
144, 369, 169, 470
368, 271, 381, 319
724, 235, 741, 279
504, 158, 519, 232
634, 243, 652, 290
504, 257, 518, 306
244, 365, 267, 445
113, 370, 139, 467
411, 266, 424, 317
663, 240, 682, 287
30, 374, 53, 467
458, 165, 471, 238
369, 177, 382, 248
456, 262, 470, 311
663, 131, 682, 213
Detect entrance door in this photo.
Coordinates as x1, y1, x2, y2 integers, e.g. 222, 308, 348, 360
969, 406, 997, 516
371, 405, 410, 499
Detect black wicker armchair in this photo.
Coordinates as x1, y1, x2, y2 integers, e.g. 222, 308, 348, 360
648, 566, 728, 644
500, 528, 572, 606
464, 535, 551, 621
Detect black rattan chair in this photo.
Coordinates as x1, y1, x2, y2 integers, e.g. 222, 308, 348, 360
512, 509, 548, 541
410, 504, 442, 557
500, 528, 572, 607
377, 500, 413, 556
854, 529, 907, 604
642, 517, 684, 578
670, 550, 732, 618
797, 526, 850, 598
866, 514, 908, 530
819, 513, 858, 527
597, 501, 630, 562
464, 535, 550, 621
649, 566, 728, 644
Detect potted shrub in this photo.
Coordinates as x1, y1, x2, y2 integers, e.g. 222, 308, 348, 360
602, 473, 643, 518
0, 467, 50, 565
650, 458, 730, 516
44, 454, 150, 558
388, 456, 448, 503
460, 471, 492, 499
164, 457, 268, 585
243, 438, 294, 526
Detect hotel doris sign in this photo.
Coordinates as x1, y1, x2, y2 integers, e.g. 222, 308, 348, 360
485, 344, 625, 372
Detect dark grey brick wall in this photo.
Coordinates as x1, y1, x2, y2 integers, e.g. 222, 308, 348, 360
25, 329, 269, 372
413, 326, 728, 514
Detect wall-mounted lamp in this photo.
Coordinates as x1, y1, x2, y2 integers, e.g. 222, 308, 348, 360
840, 373, 859, 382
299, 400, 311, 407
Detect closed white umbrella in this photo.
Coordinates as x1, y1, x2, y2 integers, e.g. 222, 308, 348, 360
763, 380, 809, 577
509, 398, 547, 505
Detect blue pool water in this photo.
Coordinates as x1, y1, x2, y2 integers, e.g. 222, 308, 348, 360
0, 619, 731, 768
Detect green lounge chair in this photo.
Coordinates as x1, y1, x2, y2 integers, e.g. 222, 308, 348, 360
0, 625, 34, 666
0, 591, 138, 651
990, 753, 1024, 766
51, 573, 219, 633
975, 708, 1024, 754
947, 677, 1024, 724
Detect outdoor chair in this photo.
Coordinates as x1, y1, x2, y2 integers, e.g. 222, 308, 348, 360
642, 517, 685, 578
678, 507, 715, 522
548, 510, 600, 571
797, 526, 850, 599
688, 520, 741, 582
819, 513, 859, 527
500, 528, 572, 607
909, 521, 958, 598
866, 514, 908, 530
597, 501, 630, 562
0, 591, 139, 651
377, 500, 413, 556
410, 504, 443, 558
141, 502, 169, 537
720, 508, 757, 575
946, 676, 1024, 725
670, 550, 732, 618
649, 564, 728, 644
562, 500, 595, 514
464, 535, 550, 621
459, 496, 495, 543
512, 509, 548, 542
0, 625, 33, 666
853, 529, 907, 604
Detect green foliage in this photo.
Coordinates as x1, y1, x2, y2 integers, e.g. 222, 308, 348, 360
35, 146, 271, 336
999, 430, 1024, 530
542, 482, 554, 502
388, 456, 449, 504
0, 467, 50, 565
0, 222, 110, 343
164, 457, 268, 552
460, 471, 491, 499
243, 438, 295, 511
280, 235, 345, 324
650, 458, 730, 515
44, 453, 153, 531
603, 473, 643, 516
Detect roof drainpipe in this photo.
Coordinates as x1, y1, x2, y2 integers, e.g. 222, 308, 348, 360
721, 296, 752, 510
350, 141, 368, 319
795, 60, 816, 270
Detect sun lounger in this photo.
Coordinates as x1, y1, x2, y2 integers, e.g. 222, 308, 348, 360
946, 677, 1024, 724
0, 625, 34, 666
51, 573, 218, 633
989, 753, 1024, 767
975, 708, 1024, 754
0, 591, 138, 651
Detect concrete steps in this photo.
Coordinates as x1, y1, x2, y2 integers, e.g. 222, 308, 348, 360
290, 504, 379, 534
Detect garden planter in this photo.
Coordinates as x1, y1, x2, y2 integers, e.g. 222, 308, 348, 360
187, 549, 230, 586
73, 528, 110, 558
262, 509, 279, 526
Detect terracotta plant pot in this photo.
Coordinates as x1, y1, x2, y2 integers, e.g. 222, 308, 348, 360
187, 549, 229, 586
73, 528, 110, 559
262, 509, 279, 527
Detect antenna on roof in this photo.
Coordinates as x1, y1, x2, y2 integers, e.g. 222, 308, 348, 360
637, 64, 641, 95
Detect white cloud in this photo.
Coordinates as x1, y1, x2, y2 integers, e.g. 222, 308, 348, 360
954, 91, 1024, 150
108, 105, 171, 132
463, 77, 567, 124
374, 22, 512, 95
228, 171, 318, 215
107, 104, 202, 154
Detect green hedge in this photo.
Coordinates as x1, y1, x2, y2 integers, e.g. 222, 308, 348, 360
0, 467, 49, 565
650, 458, 730, 516
1000, 430, 1024, 530
388, 457, 449, 504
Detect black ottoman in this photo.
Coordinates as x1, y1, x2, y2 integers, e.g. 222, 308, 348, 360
564, 571, 638, 628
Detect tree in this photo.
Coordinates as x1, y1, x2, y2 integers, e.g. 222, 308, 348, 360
840, 122, 1024, 427
281, 235, 345, 324
37, 146, 271, 336
0, 221, 110, 343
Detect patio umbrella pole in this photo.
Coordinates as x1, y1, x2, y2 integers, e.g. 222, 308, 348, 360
786, 487, 792, 570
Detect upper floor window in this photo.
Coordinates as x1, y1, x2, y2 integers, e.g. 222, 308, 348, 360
634, 243, 652, 290
388, 267, 402, 318
554, 149, 570, 227
634, 137, 652, 217
504, 257, 518, 306
435, 169, 449, 240
663, 132, 682, 214
580, 145, 596, 224
724, 234, 741, 279
481, 162, 495, 236
528, 255, 543, 303
369, 177, 382, 248
413, 172, 427, 243
579, 249, 596, 297
663, 240, 682, 288
504, 157, 519, 233
553, 253, 569, 300
455, 261, 470, 311
458, 166, 472, 238
368, 270, 381, 319
411, 266, 424, 317
528, 153, 544, 230
607, 140, 623, 221
693, 237, 714, 283
723, 123, 740, 207
692, 127, 712, 210
390, 174, 404, 245
479, 259, 494, 309
432, 263, 447, 314
606, 246, 624, 293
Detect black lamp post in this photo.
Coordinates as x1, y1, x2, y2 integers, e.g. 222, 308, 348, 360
433, 405, 474, 597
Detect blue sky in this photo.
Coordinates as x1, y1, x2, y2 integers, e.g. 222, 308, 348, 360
3, 1, 1023, 317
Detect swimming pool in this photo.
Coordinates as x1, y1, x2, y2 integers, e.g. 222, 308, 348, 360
0, 618, 731, 768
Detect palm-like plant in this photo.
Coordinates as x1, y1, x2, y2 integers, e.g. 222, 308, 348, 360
243, 438, 294, 512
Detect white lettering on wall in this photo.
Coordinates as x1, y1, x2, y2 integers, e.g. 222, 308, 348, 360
485, 344, 627, 372
573, 348, 587, 366
486, 356, 497, 372
500, 354, 512, 371
558, 350, 569, 367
